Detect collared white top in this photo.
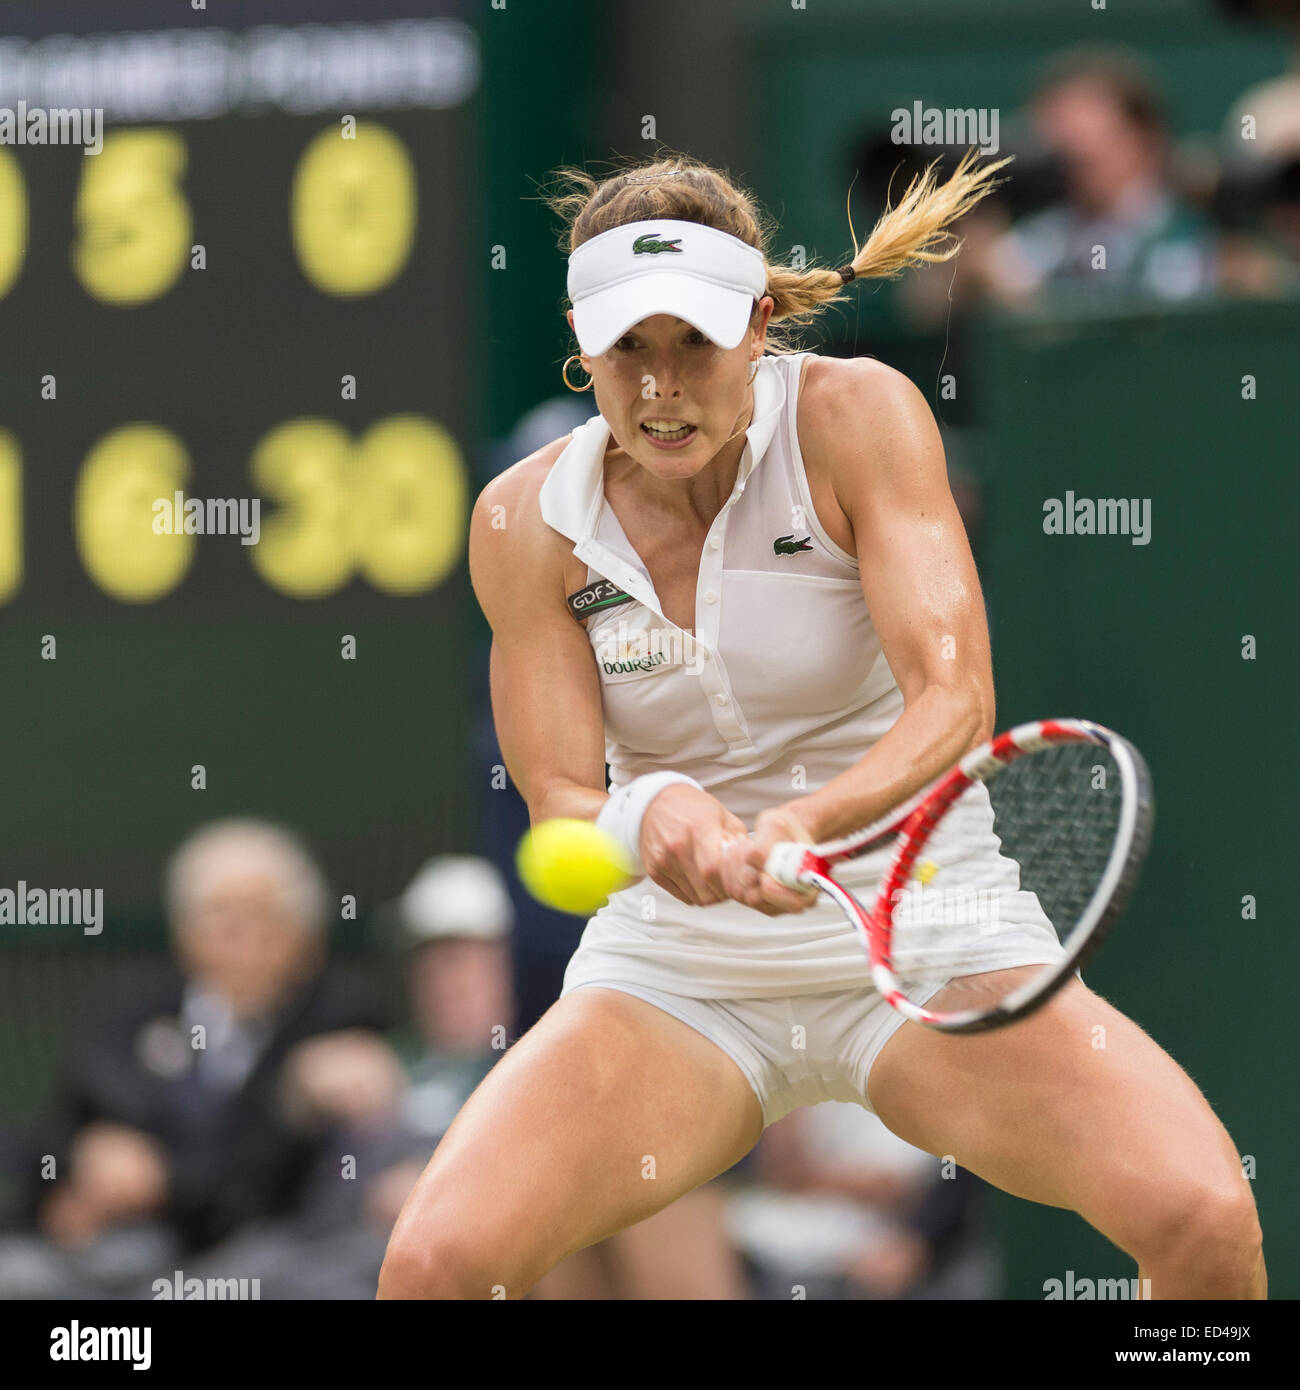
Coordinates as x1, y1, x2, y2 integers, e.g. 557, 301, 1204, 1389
539, 350, 903, 825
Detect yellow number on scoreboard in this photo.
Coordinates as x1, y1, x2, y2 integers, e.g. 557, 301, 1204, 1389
249, 419, 357, 598
74, 424, 195, 600
0, 149, 27, 300
249, 415, 466, 598
352, 416, 466, 594
292, 122, 417, 296
0, 431, 21, 603
73, 129, 191, 306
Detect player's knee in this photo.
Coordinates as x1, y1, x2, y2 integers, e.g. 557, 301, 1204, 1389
1129, 1176, 1262, 1291
1173, 1181, 1263, 1289
377, 1224, 497, 1300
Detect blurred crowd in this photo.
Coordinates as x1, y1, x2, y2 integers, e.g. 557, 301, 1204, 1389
882, 39, 1300, 328
827, 32, 1300, 560
0, 815, 999, 1300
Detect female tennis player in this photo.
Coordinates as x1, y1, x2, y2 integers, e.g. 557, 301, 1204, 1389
378, 151, 1264, 1299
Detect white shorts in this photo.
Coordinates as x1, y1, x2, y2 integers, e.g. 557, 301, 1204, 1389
560, 973, 953, 1129
558, 795, 1067, 1126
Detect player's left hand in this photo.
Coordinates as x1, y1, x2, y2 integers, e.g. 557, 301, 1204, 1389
718, 806, 821, 916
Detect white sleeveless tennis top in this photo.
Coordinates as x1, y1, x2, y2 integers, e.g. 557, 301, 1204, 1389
540, 350, 904, 820
539, 350, 1060, 998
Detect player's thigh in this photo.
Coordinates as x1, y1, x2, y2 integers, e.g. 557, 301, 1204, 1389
866, 974, 1251, 1248
382, 986, 762, 1294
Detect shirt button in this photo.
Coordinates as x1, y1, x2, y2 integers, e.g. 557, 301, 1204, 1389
715, 692, 729, 706
702, 650, 712, 660
709, 537, 721, 550
704, 590, 717, 603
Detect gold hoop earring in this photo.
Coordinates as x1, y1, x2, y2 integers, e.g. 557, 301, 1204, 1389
747, 357, 760, 385
562, 354, 594, 392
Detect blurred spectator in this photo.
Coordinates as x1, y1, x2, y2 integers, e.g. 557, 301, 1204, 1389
726, 1102, 1001, 1300
901, 49, 1218, 326
0, 818, 392, 1298
990, 49, 1217, 304
128, 852, 518, 1299
482, 392, 597, 485
360, 854, 516, 1233
530, 1181, 748, 1300
1215, 66, 1300, 292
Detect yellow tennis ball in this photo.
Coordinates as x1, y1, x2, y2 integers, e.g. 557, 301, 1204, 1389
515, 818, 637, 915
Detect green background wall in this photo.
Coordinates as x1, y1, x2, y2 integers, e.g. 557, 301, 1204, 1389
976, 298, 1299, 1296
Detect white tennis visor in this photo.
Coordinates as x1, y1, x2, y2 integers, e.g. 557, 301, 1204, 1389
567, 218, 767, 357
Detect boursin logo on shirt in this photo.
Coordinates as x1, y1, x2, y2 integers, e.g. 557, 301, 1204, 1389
592, 620, 703, 681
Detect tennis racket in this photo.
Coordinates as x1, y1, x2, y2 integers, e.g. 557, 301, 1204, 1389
764, 718, 1154, 1033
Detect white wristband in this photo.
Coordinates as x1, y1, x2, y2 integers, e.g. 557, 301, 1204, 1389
596, 772, 703, 877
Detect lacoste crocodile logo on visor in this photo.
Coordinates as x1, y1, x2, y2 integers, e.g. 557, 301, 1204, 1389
631, 234, 683, 255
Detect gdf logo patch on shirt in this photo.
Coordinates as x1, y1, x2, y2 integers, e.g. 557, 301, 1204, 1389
567, 578, 634, 620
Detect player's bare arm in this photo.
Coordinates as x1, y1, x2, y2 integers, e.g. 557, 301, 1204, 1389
469, 446, 608, 827
470, 450, 783, 910
799, 357, 995, 835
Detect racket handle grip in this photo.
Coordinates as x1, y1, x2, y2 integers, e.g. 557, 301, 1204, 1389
765, 841, 819, 888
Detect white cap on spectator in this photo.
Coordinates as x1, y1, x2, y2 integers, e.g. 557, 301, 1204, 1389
1224, 76, 1300, 162
401, 855, 513, 944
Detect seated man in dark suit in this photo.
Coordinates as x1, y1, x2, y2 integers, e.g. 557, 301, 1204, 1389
5, 819, 393, 1297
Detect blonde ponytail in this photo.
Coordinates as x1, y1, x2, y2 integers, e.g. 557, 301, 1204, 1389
763, 148, 1012, 345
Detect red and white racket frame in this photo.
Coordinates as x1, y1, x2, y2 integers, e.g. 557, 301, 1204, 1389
764, 718, 1154, 1033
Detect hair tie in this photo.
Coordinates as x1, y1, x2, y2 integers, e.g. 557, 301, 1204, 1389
837, 263, 856, 284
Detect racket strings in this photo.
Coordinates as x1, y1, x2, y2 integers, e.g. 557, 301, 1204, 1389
889, 742, 1123, 1005
987, 742, 1122, 930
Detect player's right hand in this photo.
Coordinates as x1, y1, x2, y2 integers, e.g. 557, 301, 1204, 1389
719, 806, 823, 917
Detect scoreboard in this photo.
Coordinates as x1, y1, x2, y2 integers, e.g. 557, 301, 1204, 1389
0, 1, 482, 921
